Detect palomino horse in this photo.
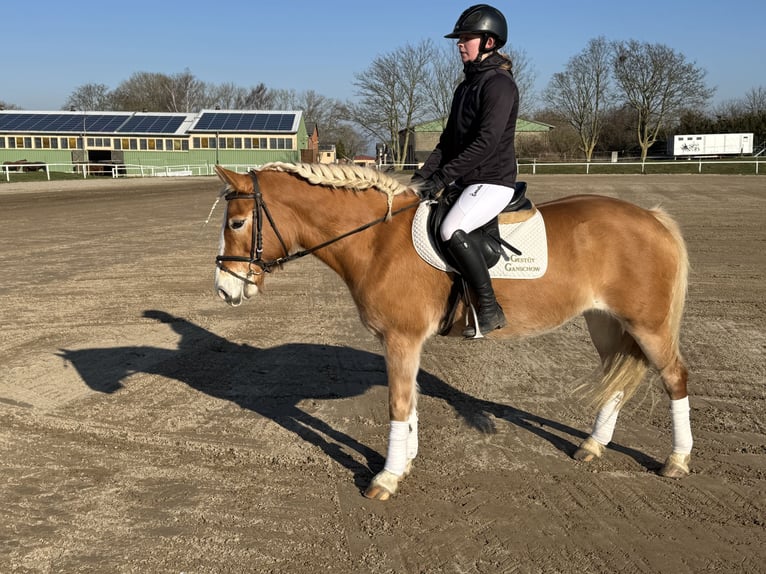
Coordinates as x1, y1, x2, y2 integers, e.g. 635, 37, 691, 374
213, 163, 692, 501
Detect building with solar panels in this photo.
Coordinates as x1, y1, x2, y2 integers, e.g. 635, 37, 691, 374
0, 109, 309, 175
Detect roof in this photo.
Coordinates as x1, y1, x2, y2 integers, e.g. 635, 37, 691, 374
0, 109, 304, 136
188, 110, 303, 134
411, 117, 554, 133
0, 110, 194, 136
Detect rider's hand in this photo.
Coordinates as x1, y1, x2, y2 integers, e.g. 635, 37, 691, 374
412, 171, 447, 200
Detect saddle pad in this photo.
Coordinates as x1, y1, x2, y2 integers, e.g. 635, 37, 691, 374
412, 202, 548, 279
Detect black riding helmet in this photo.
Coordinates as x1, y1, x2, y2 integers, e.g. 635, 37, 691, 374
445, 4, 507, 53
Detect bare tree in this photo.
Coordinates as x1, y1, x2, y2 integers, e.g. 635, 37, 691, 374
110, 72, 173, 112
612, 40, 714, 162
543, 37, 613, 161
424, 42, 460, 129
164, 69, 206, 112
742, 86, 766, 115
350, 40, 434, 165
504, 44, 537, 117
0, 100, 22, 110
63, 83, 113, 112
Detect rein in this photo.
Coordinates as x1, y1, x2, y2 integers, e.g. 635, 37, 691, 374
216, 170, 421, 284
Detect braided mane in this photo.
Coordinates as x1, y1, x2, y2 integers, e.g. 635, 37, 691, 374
258, 162, 412, 219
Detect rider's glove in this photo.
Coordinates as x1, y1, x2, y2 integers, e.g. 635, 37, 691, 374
411, 171, 447, 200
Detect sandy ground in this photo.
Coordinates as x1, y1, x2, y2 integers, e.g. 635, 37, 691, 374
0, 173, 764, 574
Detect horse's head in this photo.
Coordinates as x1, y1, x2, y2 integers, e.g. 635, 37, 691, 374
214, 166, 277, 306
214, 161, 417, 307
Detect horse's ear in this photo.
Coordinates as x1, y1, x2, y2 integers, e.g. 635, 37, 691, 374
214, 164, 233, 184
215, 165, 248, 189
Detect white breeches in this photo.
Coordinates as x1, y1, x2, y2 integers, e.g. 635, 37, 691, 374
440, 183, 516, 241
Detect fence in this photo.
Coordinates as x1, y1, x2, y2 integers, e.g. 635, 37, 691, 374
4, 159, 764, 183
517, 159, 763, 175
1, 162, 223, 182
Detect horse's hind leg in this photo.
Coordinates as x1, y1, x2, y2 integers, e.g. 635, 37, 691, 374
574, 311, 649, 462
632, 328, 692, 478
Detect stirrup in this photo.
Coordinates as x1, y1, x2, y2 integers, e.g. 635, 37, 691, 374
462, 304, 506, 338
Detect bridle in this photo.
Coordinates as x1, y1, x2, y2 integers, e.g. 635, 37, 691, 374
216, 170, 422, 285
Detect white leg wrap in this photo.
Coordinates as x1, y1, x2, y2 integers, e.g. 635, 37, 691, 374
406, 410, 419, 460
383, 420, 410, 476
670, 396, 693, 454
591, 391, 624, 446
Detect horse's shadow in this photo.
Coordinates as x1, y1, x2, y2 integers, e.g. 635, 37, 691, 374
58, 310, 659, 492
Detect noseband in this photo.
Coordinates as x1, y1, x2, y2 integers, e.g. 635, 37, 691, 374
216, 169, 422, 284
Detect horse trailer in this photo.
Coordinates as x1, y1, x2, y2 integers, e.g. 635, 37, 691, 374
670, 133, 753, 158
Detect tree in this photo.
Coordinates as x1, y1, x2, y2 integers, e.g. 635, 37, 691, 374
423, 42, 460, 130
110, 72, 173, 112
63, 84, 113, 112
164, 69, 206, 112
0, 100, 21, 110
504, 45, 537, 117
349, 40, 434, 165
742, 86, 766, 115
206, 82, 274, 110
543, 37, 613, 161
612, 40, 714, 162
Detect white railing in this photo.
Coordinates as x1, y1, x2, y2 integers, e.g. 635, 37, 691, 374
1, 162, 218, 182
519, 158, 763, 175
3, 159, 764, 183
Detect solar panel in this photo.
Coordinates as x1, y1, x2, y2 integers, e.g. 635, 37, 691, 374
0, 113, 131, 133
193, 112, 297, 133
0, 110, 299, 135
118, 115, 185, 134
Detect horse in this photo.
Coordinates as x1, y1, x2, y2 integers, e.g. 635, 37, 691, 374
213, 162, 692, 501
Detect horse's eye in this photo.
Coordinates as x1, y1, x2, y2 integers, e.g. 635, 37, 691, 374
230, 219, 246, 230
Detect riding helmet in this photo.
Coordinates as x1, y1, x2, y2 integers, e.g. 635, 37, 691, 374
445, 4, 508, 50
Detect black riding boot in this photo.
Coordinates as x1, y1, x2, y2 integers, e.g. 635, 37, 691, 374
446, 230, 507, 338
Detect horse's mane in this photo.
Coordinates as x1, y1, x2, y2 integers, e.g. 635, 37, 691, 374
258, 162, 412, 219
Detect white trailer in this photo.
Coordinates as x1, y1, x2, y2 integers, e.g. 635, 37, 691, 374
671, 133, 753, 157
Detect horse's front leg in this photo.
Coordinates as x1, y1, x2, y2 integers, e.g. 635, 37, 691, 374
364, 334, 422, 501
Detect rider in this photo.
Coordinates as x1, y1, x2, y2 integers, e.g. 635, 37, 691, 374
411, 3, 519, 338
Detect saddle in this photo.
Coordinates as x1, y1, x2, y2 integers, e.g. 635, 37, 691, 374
427, 181, 533, 269
425, 182, 536, 335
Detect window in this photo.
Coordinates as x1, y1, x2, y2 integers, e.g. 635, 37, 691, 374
268, 137, 293, 150
0, 137, 5, 148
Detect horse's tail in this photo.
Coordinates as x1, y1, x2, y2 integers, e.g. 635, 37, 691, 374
590, 207, 689, 411
650, 207, 690, 362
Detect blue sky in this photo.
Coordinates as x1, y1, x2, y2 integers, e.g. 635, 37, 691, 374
3, 0, 762, 111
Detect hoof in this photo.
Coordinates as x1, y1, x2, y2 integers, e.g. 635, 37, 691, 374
659, 452, 690, 478
573, 437, 605, 462
363, 461, 413, 501
364, 470, 402, 501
